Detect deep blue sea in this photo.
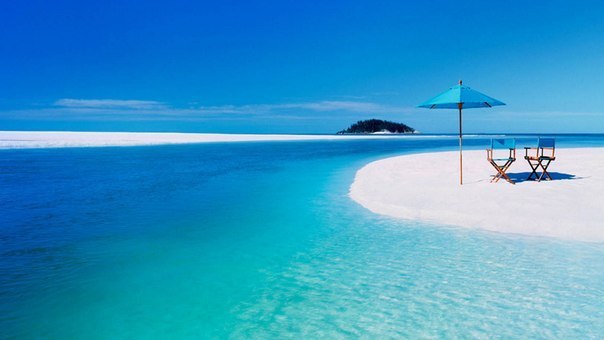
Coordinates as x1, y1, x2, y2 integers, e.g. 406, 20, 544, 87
1, 135, 604, 338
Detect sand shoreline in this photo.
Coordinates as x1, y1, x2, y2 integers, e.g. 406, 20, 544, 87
0, 131, 426, 149
350, 148, 604, 242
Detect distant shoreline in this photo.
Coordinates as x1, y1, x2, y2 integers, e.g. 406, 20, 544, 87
0, 131, 428, 149
3, 131, 601, 149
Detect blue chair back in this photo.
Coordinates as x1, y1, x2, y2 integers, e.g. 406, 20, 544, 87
538, 137, 555, 148
490, 138, 516, 150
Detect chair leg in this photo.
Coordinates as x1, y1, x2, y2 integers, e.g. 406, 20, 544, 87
493, 167, 503, 182
493, 162, 507, 183
526, 160, 539, 180
490, 160, 515, 184
499, 161, 515, 184
490, 160, 509, 183
489, 160, 502, 183
538, 159, 553, 181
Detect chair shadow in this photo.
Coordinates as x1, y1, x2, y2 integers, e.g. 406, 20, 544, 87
505, 171, 584, 183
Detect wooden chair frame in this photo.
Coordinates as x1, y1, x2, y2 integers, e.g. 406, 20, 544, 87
524, 137, 556, 182
487, 139, 516, 184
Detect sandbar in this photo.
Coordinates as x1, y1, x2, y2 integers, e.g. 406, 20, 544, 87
350, 148, 604, 242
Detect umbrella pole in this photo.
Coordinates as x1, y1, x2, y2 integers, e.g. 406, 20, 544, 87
458, 105, 463, 185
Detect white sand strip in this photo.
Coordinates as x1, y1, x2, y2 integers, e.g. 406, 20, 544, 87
350, 148, 604, 242
0, 131, 422, 149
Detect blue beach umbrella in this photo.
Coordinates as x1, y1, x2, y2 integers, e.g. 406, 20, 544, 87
417, 80, 505, 185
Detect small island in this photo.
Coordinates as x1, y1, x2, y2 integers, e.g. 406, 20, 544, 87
338, 119, 415, 134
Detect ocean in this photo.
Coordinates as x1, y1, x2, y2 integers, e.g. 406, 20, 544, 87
1, 135, 603, 338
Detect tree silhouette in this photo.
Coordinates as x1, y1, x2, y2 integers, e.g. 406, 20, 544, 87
338, 119, 415, 134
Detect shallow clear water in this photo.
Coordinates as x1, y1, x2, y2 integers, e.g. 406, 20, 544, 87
1, 136, 604, 338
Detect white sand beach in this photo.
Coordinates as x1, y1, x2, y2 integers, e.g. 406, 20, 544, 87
350, 148, 604, 242
0, 131, 422, 149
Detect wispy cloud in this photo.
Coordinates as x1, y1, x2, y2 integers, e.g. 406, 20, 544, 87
192, 101, 407, 115
54, 99, 167, 110
2, 98, 414, 122
276, 101, 396, 112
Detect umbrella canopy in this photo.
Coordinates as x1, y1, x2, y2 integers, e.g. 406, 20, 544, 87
417, 80, 505, 185
418, 82, 505, 109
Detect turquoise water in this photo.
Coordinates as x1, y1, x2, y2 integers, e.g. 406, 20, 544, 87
1, 136, 604, 338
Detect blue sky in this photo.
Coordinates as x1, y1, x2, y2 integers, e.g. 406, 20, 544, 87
1, 1, 604, 133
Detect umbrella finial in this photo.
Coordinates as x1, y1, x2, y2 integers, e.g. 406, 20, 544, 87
459, 79, 462, 85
